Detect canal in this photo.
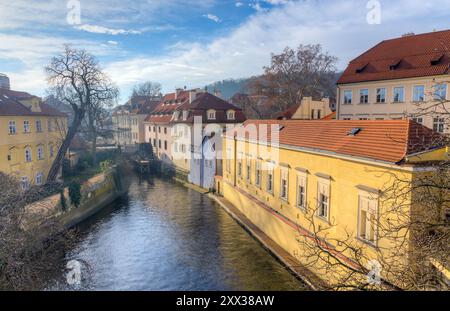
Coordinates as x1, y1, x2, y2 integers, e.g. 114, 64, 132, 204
48, 176, 308, 291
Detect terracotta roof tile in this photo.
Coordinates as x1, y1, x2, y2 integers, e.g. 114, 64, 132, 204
227, 120, 443, 163
338, 30, 450, 84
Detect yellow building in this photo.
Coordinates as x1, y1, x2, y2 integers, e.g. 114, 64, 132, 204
217, 119, 448, 288
0, 89, 67, 189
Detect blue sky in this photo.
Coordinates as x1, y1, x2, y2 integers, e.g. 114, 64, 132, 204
1, 0, 449, 102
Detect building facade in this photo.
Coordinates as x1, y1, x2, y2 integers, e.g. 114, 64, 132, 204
217, 119, 447, 287
336, 30, 450, 133
277, 97, 333, 120
0, 89, 67, 188
112, 96, 160, 147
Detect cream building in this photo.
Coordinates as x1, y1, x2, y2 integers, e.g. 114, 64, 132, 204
337, 30, 450, 133
278, 97, 332, 120
0, 89, 67, 188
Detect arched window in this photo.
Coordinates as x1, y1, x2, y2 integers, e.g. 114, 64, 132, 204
25, 147, 32, 162
207, 109, 216, 120
49, 144, 55, 158
227, 109, 235, 120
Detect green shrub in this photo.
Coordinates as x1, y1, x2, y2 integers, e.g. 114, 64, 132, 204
68, 182, 82, 208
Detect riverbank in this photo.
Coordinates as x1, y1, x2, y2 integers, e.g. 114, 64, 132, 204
170, 175, 320, 290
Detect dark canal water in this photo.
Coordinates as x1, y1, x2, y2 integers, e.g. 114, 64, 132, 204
48, 176, 308, 291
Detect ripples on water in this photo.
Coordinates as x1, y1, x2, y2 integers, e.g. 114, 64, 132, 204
48, 176, 308, 291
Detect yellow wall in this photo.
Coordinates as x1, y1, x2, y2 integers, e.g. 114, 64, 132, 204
219, 136, 443, 287
0, 115, 67, 187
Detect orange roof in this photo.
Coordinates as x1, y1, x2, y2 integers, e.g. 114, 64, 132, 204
226, 120, 443, 164
338, 30, 450, 84
321, 112, 336, 120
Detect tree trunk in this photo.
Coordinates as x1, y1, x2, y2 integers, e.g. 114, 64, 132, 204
47, 112, 84, 182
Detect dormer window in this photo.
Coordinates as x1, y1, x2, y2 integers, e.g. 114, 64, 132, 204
431, 53, 444, 66
183, 110, 188, 121
207, 109, 216, 120
355, 62, 369, 73
227, 110, 235, 120
173, 111, 180, 121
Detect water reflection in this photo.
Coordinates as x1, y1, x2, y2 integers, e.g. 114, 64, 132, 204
49, 175, 308, 291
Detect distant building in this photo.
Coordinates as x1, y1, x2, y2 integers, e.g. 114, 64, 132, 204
112, 96, 160, 146
277, 97, 332, 120
0, 73, 11, 90
0, 88, 68, 188
337, 30, 450, 133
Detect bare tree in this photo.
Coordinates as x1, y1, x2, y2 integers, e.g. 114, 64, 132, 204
0, 172, 75, 290
131, 81, 162, 98
45, 45, 119, 182
249, 44, 337, 117
295, 93, 450, 290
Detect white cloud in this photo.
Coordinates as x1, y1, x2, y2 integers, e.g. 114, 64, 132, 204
235, 2, 244, 7
107, 40, 119, 45
104, 0, 450, 95
204, 14, 221, 23
75, 24, 142, 35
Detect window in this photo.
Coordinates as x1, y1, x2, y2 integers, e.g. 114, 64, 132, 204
393, 87, 404, 103
164, 127, 167, 134
182, 110, 188, 121
359, 89, 369, 104
311, 109, 315, 119
255, 160, 261, 187
280, 168, 289, 201
343, 117, 352, 121
246, 158, 251, 183
49, 145, 54, 158
237, 159, 243, 177
413, 85, 425, 102
358, 194, 378, 244
36, 172, 43, 186
266, 164, 274, 193
207, 109, 216, 120
158, 140, 162, 148
359, 117, 369, 120
317, 110, 321, 119
433, 118, 445, 133
434, 83, 447, 101
158, 127, 161, 133
227, 110, 235, 120
36, 120, 42, 132
296, 174, 307, 209
37, 146, 44, 160
376, 88, 386, 103
8, 121, 16, 135
343, 90, 352, 104
317, 180, 330, 220
21, 177, 30, 191
48, 120, 53, 132
164, 141, 167, 150
411, 117, 423, 124
24, 120, 30, 133
25, 147, 32, 162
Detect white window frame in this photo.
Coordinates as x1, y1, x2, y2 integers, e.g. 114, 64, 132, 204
266, 162, 274, 194
376, 88, 386, 103
433, 83, 447, 101
8, 121, 16, 135
37, 145, 44, 160
316, 178, 331, 221
255, 160, 261, 187
280, 167, 289, 201
413, 85, 425, 102
25, 147, 32, 162
207, 109, 216, 120
36, 172, 43, 186
343, 90, 352, 105
433, 117, 445, 133
393, 86, 405, 103
357, 192, 379, 246
23, 120, 30, 133
359, 89, 369, 104
227, 110, 235, 120
296, 172, 307, 210
36, 120, 42, 132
